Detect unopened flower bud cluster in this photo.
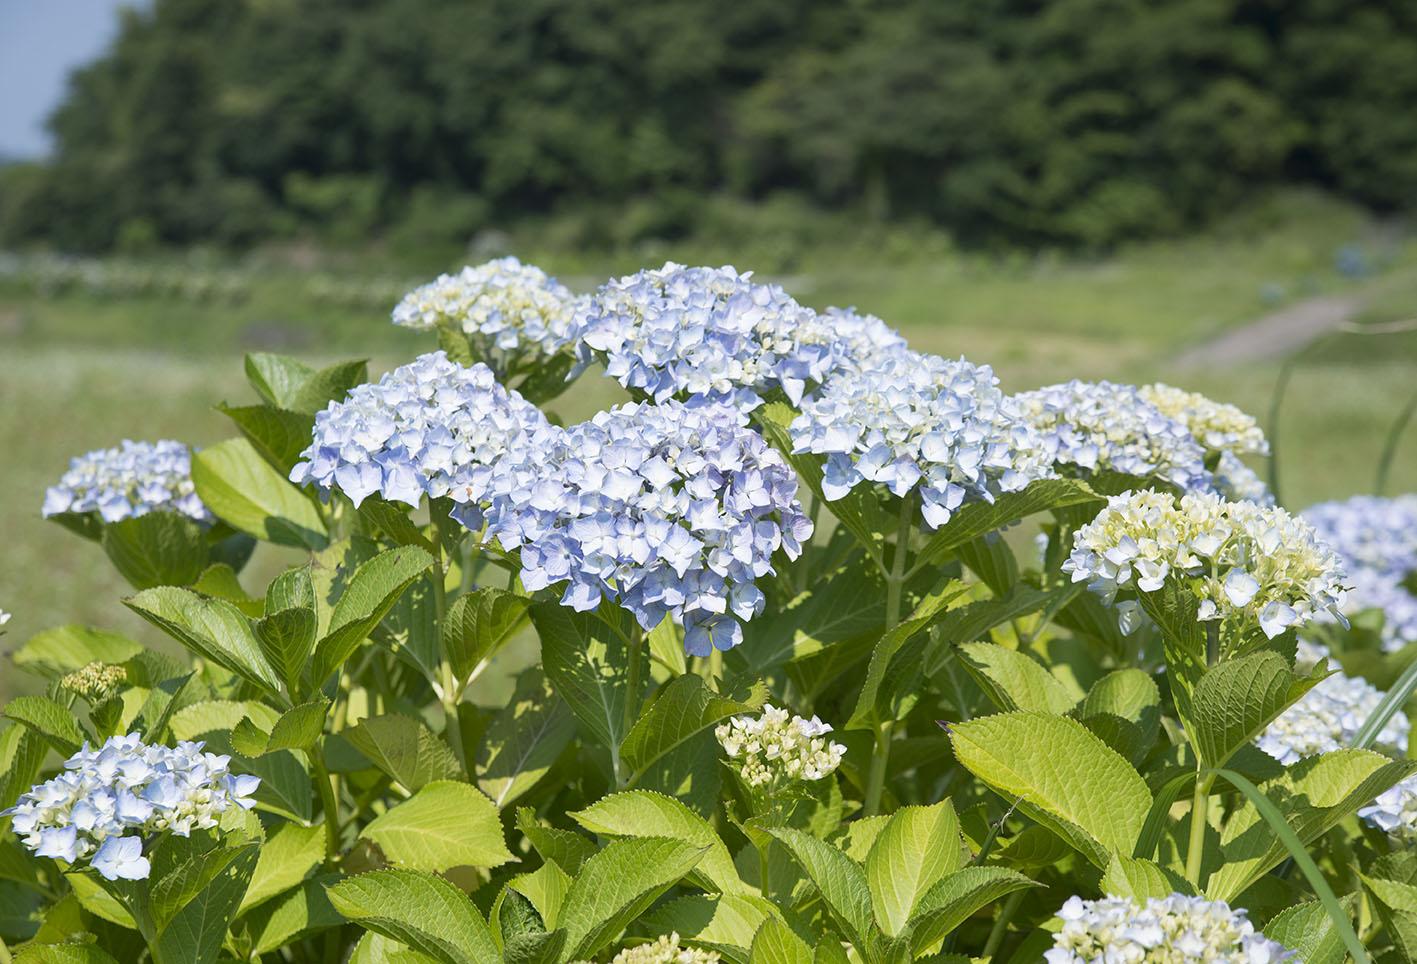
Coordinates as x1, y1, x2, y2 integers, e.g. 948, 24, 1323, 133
42, 439, 209, 524
789, 350, 1053, 530
608, 933, 721, 964
1064, 490, 1347, 639
392, 257, 581, 365
1046, 894, 1293, 963
1015, 380, 1211, 492
716, 705, 845, 787
4, 733, 259, 881
59, 661, 128, 703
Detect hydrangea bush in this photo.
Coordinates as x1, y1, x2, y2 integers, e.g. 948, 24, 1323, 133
2, 257, 1413, 964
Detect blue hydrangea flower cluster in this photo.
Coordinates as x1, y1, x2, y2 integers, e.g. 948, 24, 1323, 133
1303, 494, 1417, 651
289, 352, 556, 527
822, 306, 910, 371
391, 257, 582, 368
1015, 380, 1212, 492
789, 350, 1053, 529
568, 263, 843, 409
485, 399, 812, 655
42, 440, 209, 524
4, 733, 259, 881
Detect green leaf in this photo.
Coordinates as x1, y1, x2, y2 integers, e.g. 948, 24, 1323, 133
10, 626, 142, 680
1208, 750, 1416, 902
136, 837, 260, 964
255, 607, 317, 698
287, 359, 369, 415
907, 866, 1039, 954
267, 563, 315, 612
570, 790, 744, 895
327, 868, 500, 964
350, 932, 443, 963
125, 586, 282, 694
622, 674, 767, 778
245, 353, 315, 409
1189, 651, 1324, 771
948, 711, 1152, 867
476, 669, 575, 809
360, 781, 512, 872
192, 438, 327, 548
750, 917, 814, 964
310, 545, 433, 684
513, 352, 578, 404
514, 809, 597, 875
1263, 898, 1354, 964
506, 861, 573, 930
217, 402, 315, 475
231, 698, 329, 757
100, 510, 209, 590
848, 582, 971, 729
190, 561, 262, 615
239, 821, 325, 914
915, 479, 1100, 569
641, 894, 779, 956
763, 827, 874, 949
1101, 855, 1192, 901
345, 714, 464, 792
1137, 581, 1207, 726
558, 837, 708, 961
443, 587, 529, 685
3, 695, 86, 755
865, 801, 963, 936
243, 874, 343, 955
956, 642, 1079, 715
532, 603, 637, 751
359, 496, 433, 550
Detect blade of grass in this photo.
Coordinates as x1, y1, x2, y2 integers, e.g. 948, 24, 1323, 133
1207, 767, 1369, 964
1352, 656, 1417, 750
1133, 770, 1197, 861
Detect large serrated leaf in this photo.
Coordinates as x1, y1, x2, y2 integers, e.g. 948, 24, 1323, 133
3, 695, 87, 755
750, 916, 814, 964
1101, 855, 1191, 901
287, 359, 369, 414
1188, 651, 1324, 770
848, 582, 970, 730
245, 353, 315, 409
476, 669, 575, 808
532, 603, 638, 754
11, 625, 143, 680
217, 402, 315, 475
309, 545, 433, 685
231, 698, 328, 757
914, 478, 1100, 569
907, 866, 1039, 954
1263, 897, 1355, 964
443, 587, 530, 685
763, 828, 874, 949
570, 790, 744, 895
359, 781, 512, 873
125, 586, 282, 694
948, 711, 1152, 867
192, 438, 327, 548
346, 714, 464, 792
100, 510, 209, 590
239, 822, 325, 914
327, 868, 500, 964
641, 894, 779, 956
955, 642, 1079, 715
558, 837, 708, 960
622, 674, 767, 778
865, 800, 963, 936
243, 874, 343, 955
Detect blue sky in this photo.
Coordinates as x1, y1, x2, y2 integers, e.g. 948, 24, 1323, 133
0, 0, 142, 158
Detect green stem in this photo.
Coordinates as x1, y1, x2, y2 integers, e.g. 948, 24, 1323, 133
1185, 773, 1214, 888
430, 515, 467, 771
983, 890, 1025, 959
865, 495, 914, 816
312, 744, 341, 869
1205, 621, 1220, 668
619, 624, 645, 786
1375, 386, 1417, 496
759, 842, 773, 902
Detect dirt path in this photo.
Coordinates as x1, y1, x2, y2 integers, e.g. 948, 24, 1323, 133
1173, 295, 1363, 368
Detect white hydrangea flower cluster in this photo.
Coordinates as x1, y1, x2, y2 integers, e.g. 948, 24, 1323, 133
391, 257, 580, 364
788, 351, 1053, 529
1360, 774, 1417, 842
42, 439, 209, 524
1256, 669, 1409, 764
4, 733, 259, 881
1303, 495, 1417, 651
1015, 380, 1212, 492
486, 400, 812, 655
569, 263, 843, 409
1046, 894, 1293, 963
289, 352, 556, 528
1064, 490, 1348, 638
822, 305, 910, 371
715, 705, 846, 788
608, 934, 721, 964
1139, 383, 1269, 457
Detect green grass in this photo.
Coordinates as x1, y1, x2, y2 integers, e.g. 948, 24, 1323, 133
1, 189, 1414, 688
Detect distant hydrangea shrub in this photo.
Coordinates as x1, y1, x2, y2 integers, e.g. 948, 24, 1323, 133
1064, 490, 1347, 638
1046, 894, 1293, 963
1361, 774, 1417, 842
1016, 380, 1212, 492
391, 257, 581, 368
569, 262, 843, 409
716, 704, 846, 787
289, 351, 555, 527
789, 351, 1053, 529
4, 734, 259, 881
486, 399, 811, 655
42, 439, 209, 524
1256, 668, 1409, 764
1303, 494, 1417, 650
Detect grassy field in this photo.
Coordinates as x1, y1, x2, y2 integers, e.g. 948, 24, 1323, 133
2, 190, 1414, 686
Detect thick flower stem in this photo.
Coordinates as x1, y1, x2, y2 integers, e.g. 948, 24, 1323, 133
619, 624, 645, 785
1185, 774, 1213, 888
312, 746, 341, 870
431, 515, 468, 772
983, 889, 1025, 959
865, 495, 914, 816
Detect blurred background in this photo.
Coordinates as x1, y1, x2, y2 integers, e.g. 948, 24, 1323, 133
1, 0, 1415, 653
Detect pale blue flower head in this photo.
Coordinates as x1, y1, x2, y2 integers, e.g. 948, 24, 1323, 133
290, 351, 556, 527
43, 440, 209, 524
91, 836, 150, 881
789, 350, 1053, 529
1303, 495, 1417, 581
569, 263, 843, 410
1016, 380, 1212, 492
486, 399, 812, 655
823, 306, 910, 371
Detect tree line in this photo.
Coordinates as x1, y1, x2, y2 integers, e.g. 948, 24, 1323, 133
2, 0, 1413, 252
